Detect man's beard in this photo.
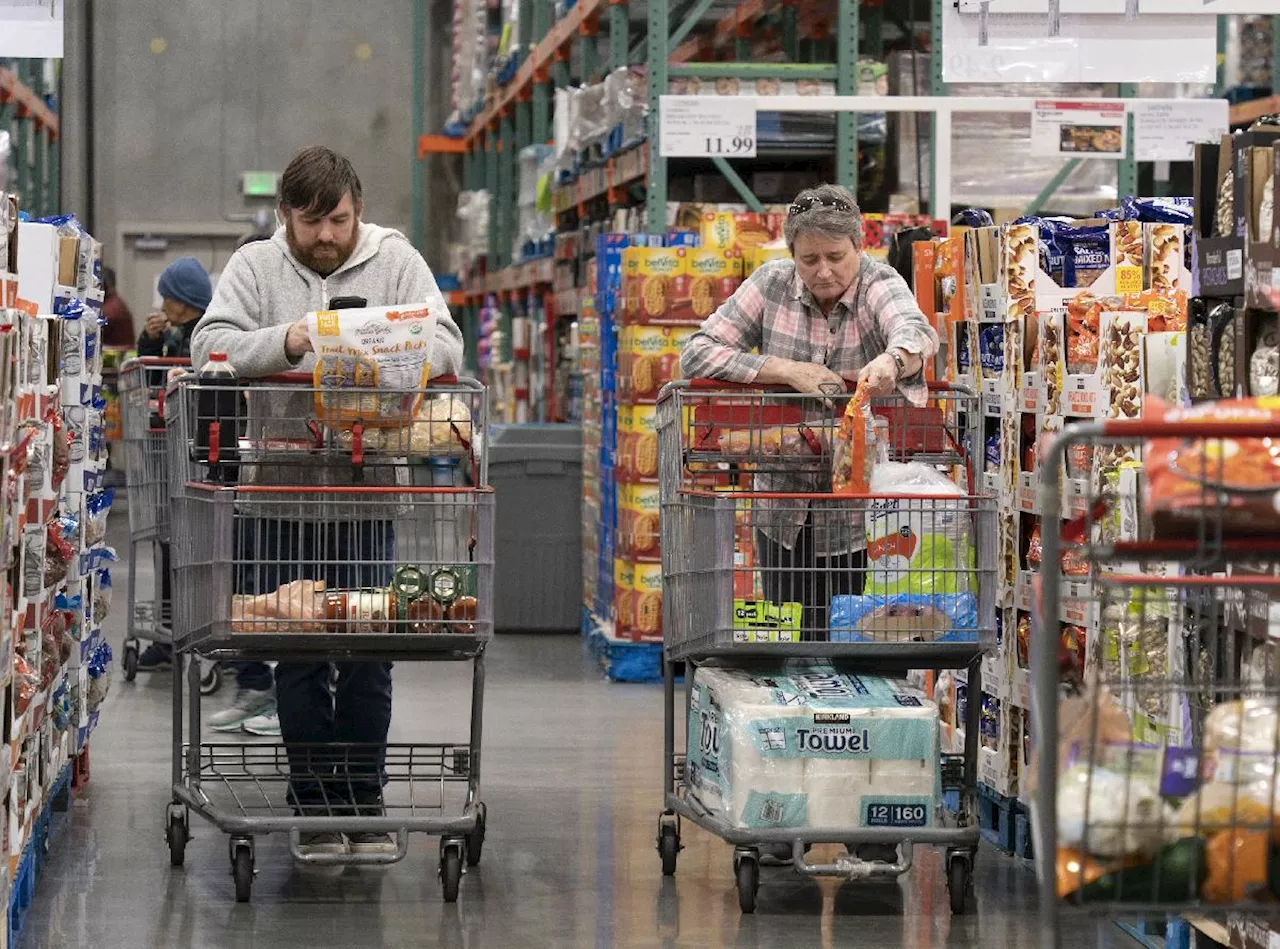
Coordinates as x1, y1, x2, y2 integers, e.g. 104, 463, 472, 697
285, 220, 358, 278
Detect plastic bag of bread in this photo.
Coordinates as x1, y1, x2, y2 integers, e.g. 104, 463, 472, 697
231, 579, 327, 633
307, 303, 437, 429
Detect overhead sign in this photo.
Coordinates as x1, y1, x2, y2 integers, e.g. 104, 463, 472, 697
0, 0, 63, 58
1031, 100, 1127, 159
659, 96, 757, 159
1132, 99, 1229, 162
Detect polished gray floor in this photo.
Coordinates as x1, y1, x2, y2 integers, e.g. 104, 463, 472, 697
16, 515, 1133, 949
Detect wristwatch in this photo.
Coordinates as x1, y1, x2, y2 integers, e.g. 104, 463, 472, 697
887, 348, 908, 379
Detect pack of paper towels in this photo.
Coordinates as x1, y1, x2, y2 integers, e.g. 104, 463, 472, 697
685, 662, 941, 831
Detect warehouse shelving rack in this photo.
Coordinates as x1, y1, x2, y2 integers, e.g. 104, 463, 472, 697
0, 61, 60, 219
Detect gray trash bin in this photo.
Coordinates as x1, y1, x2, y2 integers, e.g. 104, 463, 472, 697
488, 424, 583, 631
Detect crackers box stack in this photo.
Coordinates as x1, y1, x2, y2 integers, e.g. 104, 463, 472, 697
621, 246, 743, 325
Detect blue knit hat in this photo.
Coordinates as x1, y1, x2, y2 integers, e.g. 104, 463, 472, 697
158, 256, 213, 313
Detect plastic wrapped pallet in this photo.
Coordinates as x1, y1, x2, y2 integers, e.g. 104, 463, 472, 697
685, 663, 941, 831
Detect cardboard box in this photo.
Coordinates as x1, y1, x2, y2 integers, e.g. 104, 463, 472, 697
1244, 141, 1280, 311
744, 245, 790, 276
616, 404, 661, 484
628, 561, 664, 642
621, 246, 742, 324
617, 325, 696, 404
618, 482, 661, 562
697, 212, 781, 253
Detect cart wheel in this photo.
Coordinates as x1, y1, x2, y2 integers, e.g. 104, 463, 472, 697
232, 845, 254, 903
465, 803, 486, 867
735, 854, 759, 914
947, 858, 970, 915
166, 811, 189, 867
122, 643, 139, 683
200, 662, 222, 696
440, 845, 463, 903
658, 824, 680, 877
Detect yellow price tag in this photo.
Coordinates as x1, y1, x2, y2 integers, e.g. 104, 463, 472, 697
1115, 266, 1143, 294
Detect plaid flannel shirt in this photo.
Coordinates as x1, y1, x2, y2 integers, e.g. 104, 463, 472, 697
680, 255, 940, 555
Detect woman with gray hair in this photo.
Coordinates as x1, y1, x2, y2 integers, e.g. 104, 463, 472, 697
680, 182, 940, 634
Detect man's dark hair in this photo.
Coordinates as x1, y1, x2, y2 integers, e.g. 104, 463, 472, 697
279, 145, 363, 216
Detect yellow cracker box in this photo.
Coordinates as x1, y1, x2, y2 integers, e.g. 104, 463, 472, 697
618, 325, 698, 404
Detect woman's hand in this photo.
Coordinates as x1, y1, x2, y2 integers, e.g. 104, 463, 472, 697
760, 357, 846, 396
143, 312, 168, 340
856, 352, 901, 399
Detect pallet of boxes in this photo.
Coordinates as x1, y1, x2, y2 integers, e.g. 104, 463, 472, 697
610, 210, 784, 646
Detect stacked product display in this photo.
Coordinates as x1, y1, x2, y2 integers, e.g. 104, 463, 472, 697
581, 210, 788, 646
0, 194, 114, 927
913, 200, 1196, 819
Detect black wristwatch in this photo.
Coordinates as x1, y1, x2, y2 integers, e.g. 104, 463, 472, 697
888, 348, 908, 379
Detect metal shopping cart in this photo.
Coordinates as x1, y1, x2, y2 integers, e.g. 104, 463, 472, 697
117, 357, 222, 693
163, 370, 492, 903
654, 380, 996, 913
1034, 414, 1280, 949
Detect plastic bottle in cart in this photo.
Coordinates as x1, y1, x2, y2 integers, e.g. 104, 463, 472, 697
196, 352, 240, 482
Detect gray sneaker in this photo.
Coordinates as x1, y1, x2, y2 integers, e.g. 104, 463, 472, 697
241, 710, 281, 737
208, 687, 275, 732
296, 832, 347, 860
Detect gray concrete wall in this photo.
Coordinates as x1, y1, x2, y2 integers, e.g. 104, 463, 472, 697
88, 0, 436, 265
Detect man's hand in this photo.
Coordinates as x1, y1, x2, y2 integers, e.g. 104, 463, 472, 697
143, 312, 167, 340
285, 317, 313, 361
856, 352, 900, 399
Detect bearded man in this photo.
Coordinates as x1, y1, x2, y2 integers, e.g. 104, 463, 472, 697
192, 145, 463, 860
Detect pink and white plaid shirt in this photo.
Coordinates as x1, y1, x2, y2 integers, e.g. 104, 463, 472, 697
680, 255, 940, 554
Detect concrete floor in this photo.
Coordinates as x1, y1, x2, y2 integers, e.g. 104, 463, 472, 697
15, 515, 1135, 949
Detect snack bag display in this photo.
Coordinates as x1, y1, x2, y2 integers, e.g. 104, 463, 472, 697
306, 303, 438, 429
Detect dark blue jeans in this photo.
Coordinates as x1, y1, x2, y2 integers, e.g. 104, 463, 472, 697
234, 517, 395, 813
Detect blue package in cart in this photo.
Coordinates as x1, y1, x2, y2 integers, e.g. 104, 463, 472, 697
828, 593, 979, 644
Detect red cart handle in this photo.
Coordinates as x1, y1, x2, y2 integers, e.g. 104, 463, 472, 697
1100, 418, 1280, 439
247, 372, 460, 386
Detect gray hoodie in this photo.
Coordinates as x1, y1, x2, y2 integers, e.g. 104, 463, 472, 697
192, 222, 463, 377
190, 222, 465, 495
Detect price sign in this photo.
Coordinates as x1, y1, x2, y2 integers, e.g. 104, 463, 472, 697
1132, 99, 1228, 162
1031, 100, 1127, 160
659, 96, 757, 158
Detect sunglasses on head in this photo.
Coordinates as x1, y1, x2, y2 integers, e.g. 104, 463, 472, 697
788, 195, 853, 217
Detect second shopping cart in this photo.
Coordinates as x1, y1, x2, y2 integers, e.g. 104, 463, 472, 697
653, 380, 996, 913
117, 356, 221, 694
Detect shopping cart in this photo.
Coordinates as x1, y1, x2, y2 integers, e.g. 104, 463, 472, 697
1034, 415, 1280, 949
654, 380, 995, 913
163, 370, 492, 903
117, 357, 221, 694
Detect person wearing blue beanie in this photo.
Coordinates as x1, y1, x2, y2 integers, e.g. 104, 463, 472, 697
137, 256, 213, 359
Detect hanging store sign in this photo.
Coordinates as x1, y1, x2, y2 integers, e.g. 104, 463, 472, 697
0, 0, 63, 58
659, 96, 757, 159
1030, 100, 1127, 160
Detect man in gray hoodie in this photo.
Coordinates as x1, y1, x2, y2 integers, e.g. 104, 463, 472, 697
192, 145, 464, 860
